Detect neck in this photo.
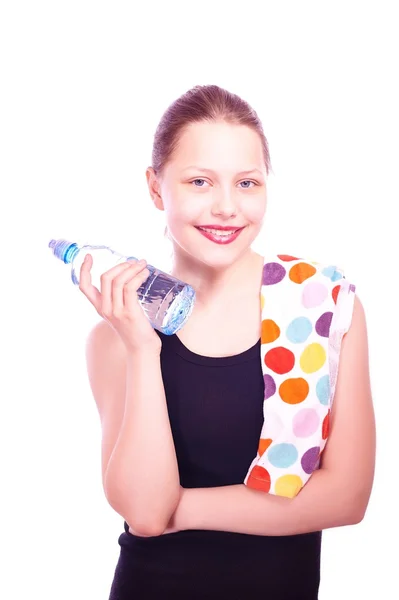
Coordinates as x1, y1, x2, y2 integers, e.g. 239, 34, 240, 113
169, 248, 264, 308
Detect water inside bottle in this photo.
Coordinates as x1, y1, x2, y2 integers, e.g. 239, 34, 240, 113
137, 265, 195, 334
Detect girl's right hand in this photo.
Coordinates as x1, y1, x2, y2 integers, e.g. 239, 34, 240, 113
79, 254, 162, 355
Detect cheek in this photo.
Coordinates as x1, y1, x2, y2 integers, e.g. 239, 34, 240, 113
168, 205, 201, 226
165, 190, 204, 225
244, 198, 267, 223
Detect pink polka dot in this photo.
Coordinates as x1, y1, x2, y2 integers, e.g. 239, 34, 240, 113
293, 408, 320, 437
302, 281, 328, 308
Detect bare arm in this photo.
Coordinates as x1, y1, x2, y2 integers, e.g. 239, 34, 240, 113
169, 296, 376, 536
86, 320, 180, 536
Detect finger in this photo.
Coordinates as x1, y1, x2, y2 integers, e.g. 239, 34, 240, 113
99, 260, 142, 316
123, 264, 151, 311
79, 254, 103, 312
80, 255, 133, 314
107, 259, 149, 316
99, 256, 140, 279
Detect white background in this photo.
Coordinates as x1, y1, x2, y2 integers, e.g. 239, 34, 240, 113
1, 1, 397, 598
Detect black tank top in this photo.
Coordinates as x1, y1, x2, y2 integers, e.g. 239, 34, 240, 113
110, 330, 321, 600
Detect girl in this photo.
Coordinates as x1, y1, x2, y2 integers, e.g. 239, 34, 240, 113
81, 85, 375, 599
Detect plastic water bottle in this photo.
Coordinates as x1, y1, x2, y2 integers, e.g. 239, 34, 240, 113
48, 238, 196, 335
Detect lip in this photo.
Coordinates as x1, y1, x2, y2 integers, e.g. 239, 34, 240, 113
195, 225, 245, 245
197, 225, 245, 231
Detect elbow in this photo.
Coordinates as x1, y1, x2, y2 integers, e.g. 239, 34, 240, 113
107, 495, 167, 536
125, 518, 167, 538
126, 492, 181, 536
106, 493, 168, 537
344, 492, 370, 526
347, 502, 368, 525
346, 509, 365, 526
104, 480, 178, 537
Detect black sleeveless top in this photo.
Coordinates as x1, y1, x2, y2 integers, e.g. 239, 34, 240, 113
109, 330, 321, 600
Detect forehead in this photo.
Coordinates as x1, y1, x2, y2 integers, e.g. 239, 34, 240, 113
171, 121, 264, 171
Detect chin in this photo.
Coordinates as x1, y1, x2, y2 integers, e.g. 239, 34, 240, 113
170, 225, 259, 266
188, 239, 254, 269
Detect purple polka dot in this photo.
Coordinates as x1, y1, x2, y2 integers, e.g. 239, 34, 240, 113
301, 446, 320, 474
350, 284, 356, 292
315, 312, 333, 337
264, 374, 276, 399
262, 262, 286, 286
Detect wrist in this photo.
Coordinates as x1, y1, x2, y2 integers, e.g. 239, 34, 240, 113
125, 345, 162, 362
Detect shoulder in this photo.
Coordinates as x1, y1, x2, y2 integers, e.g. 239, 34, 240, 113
342, 294, 367, 344
275, 254, 346, 279
85, 319, 126, 360
263, 253, 353, 289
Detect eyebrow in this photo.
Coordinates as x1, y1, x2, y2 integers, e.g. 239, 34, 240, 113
182, 166, 264, 177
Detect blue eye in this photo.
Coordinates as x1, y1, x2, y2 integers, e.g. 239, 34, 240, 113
240, 180, 255, 188
190, 178, 257, 188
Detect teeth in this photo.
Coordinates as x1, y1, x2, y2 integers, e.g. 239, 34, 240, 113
200, 228, 238, 236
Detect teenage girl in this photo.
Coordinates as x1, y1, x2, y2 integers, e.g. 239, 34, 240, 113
80, 85, 375, 599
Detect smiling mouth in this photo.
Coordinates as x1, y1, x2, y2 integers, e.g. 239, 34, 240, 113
197, 226, 244, 237
195, 226, 245, 244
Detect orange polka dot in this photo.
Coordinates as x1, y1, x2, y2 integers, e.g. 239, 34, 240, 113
322, 410, 330, 440
258, 438, 273, 456
332, 284, 341, 304
279, 377, 309, 404
246, 466, 271, 492
265, 347, 295, 374
277, 254, 299, 262
289, 262, 317, 284
261, 319, 280, 344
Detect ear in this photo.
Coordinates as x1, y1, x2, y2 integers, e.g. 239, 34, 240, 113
146, 167, 164, 211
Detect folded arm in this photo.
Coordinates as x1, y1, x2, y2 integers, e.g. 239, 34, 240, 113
169, 296, 376, 536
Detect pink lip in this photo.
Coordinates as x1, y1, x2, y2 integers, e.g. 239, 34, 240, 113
197, 224, 244, 230
195, 226, 244, 245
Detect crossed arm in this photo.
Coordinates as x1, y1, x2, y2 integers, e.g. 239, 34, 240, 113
164, 296, 376, 537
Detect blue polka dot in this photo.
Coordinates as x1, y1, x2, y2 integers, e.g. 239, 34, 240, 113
316, 374, 330, 405
268, 443, 298, 468
331, 270, 343, 282
322, 265, 343, 282
286, 317, 313, 343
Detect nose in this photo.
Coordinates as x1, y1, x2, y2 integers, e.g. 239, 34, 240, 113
211, 188, 238, 219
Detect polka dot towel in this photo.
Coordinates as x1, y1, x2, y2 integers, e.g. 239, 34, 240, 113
244, 254, 356, 498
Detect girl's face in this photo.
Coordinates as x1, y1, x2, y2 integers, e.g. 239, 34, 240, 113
147, 120, 268, 269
